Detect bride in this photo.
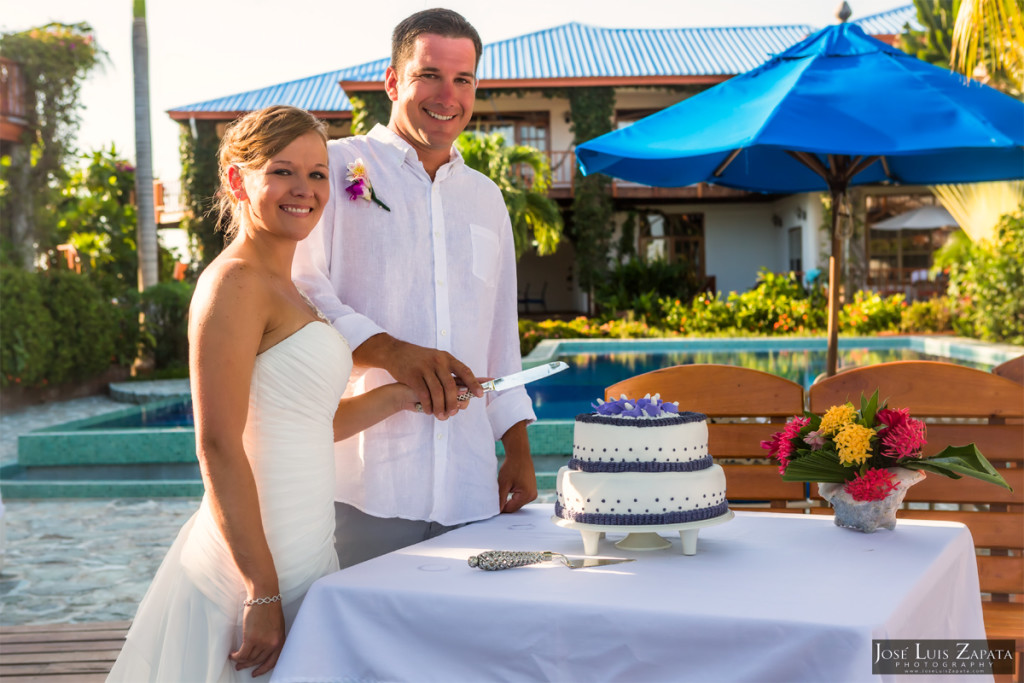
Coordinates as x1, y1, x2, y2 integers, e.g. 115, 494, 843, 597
108, 105, 451, 681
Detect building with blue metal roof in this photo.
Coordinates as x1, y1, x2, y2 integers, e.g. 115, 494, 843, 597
169, 6, 918, 118
169, 5, 941, 310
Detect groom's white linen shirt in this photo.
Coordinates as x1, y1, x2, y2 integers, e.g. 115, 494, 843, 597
293, 125, 536, 527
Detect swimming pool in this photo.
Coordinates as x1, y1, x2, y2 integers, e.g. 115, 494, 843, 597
76, 335, 1020, 426
522, 335, 1021, 420
3, 334, 1018, 499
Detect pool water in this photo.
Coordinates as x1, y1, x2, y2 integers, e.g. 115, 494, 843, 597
80, 399, 195, 430
82, 343, 995, 428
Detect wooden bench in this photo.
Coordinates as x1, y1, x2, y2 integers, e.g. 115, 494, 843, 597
0, 620, 129, 681
808, 361, 1024, 680
605, 364, 808, 510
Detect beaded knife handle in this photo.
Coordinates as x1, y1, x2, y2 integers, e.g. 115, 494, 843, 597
467, 550, 552, 570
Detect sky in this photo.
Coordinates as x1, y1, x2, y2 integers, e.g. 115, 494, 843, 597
1, 0, 908, 185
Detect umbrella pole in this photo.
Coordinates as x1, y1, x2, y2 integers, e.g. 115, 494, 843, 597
826, 189, 843, 377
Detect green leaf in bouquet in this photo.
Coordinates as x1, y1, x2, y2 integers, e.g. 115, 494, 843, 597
900, 444, 1013, 491
860, 390, 880, 427
781, 450, 849, 483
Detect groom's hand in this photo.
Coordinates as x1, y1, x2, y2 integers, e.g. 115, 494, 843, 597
355, 334, 483, 420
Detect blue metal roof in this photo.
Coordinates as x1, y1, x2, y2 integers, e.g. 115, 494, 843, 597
169, 6, 919, 116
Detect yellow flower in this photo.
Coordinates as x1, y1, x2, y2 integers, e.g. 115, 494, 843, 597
834, 423, 875, 466
818, 402, 857, 436
346, 159, 368, 183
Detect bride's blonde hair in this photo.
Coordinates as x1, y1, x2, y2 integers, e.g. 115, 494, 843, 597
215, 105, 328, 239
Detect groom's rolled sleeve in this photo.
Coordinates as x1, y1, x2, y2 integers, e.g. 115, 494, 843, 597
487, 387, 536, 442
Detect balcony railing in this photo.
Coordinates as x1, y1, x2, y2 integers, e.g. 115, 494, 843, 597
545, 150, 754, 201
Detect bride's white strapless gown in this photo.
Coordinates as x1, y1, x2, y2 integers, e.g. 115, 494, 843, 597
108, 322, 350, 682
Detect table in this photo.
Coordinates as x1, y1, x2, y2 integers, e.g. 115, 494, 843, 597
272, 506, 988, 683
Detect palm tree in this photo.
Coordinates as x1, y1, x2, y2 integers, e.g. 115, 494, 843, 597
455, 132, 564, 259
951, 0, 1023, 94
132, 0, 158, 289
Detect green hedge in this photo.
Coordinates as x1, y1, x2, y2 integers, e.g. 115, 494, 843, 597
1, 267, 57, 387
0, 267, 194, 389
140, 280, 193, 371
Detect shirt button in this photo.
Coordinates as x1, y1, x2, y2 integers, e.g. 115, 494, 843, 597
437, 280, 444, 287
440, 329, 447, 336
437, 434, 443, 440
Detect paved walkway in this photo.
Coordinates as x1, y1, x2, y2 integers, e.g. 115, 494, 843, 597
0, 386, 554, 626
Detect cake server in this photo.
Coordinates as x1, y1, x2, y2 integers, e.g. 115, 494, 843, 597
416, 361, 569, 411
467, 550, 634, 571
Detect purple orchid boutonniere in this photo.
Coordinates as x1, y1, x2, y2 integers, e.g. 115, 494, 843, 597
345, 158, 390, 211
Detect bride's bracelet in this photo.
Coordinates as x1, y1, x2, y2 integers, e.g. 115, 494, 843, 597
243, 593, 282, 607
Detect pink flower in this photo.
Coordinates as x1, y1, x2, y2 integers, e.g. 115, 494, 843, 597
843, 468, 899, 502
804, 430, 826, 449
761, 416, 809, 473
877, 408, 927, 460
345, 178, 371, 202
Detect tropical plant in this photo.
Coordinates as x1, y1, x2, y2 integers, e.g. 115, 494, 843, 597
0, 22, 105, 267
53, 146, 138, 293
951, 0, 1024, 94
903, 0, 958, 67
178, 119, 224, 266
593, 258, 702, 323
455, 131, 563, 259
568, 87, 615, 298
944, 207, 1024, 345
904, 0, 1020, 94
349, 92, 392, 136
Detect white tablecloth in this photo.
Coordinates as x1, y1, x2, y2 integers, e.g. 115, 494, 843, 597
272, 506, 987, 683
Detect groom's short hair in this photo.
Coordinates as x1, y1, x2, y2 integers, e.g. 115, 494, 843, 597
391, 8, 482, 75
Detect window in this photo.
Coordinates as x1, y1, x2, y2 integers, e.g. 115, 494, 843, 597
466, 112, 549, 152
638, 212, 705, 277
788, 227, 802, 274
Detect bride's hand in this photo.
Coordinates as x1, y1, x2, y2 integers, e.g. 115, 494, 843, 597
400, 380, 479, 416
230, 601, 285, 676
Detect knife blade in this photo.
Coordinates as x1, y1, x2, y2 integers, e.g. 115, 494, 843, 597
467, 550, 634, 570
416, 362, 569, 412
480, 361, 569, 394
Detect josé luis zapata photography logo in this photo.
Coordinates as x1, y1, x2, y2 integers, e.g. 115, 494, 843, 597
872, 640, 1016, 675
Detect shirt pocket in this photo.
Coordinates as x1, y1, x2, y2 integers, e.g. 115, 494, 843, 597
469, 223, 500, 284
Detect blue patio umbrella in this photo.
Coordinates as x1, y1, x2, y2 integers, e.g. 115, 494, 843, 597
576, 21, 1024, 375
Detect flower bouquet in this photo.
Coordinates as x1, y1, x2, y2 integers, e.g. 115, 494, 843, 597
761, 391, 1012, 532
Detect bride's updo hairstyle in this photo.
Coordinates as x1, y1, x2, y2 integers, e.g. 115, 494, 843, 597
215, 105, 328, 239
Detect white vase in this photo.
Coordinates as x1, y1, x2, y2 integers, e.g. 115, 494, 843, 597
818, 469, 926, 533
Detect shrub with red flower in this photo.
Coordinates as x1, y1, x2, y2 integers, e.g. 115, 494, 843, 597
760, 391, 1010, 502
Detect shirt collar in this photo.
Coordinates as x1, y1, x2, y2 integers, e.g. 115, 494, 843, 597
367, 124, 465, 179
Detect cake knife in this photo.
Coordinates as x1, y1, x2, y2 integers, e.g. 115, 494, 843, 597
416, 361, 569, 411
467, 550, 634, 570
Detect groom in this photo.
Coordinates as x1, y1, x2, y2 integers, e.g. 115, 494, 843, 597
293, 8, 537, 568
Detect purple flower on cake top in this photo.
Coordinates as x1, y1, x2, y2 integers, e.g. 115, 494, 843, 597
592, 394, 680, 418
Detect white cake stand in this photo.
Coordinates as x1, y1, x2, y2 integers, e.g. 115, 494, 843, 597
552, 510, 734, 556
